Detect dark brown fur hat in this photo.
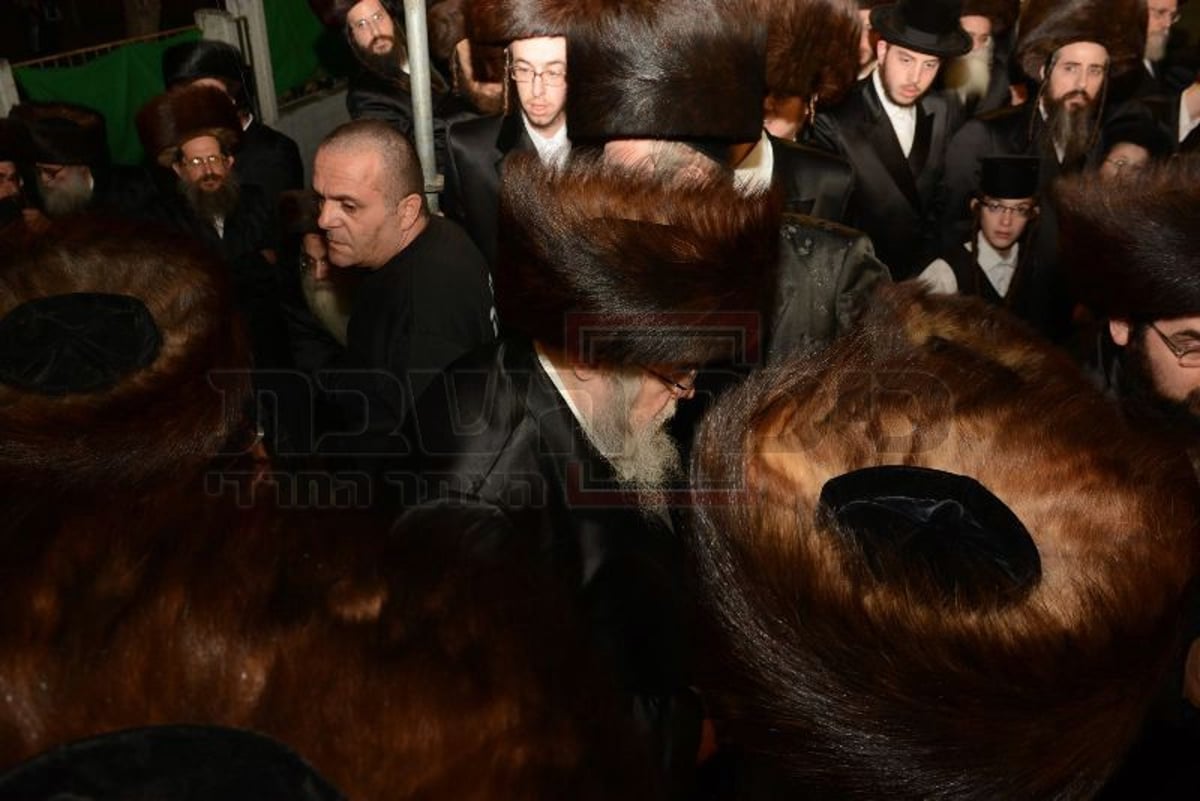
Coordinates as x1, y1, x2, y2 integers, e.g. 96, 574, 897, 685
752, 0, 862, 106
136, 85, 241, 168
8, 102, 108, 167
496, 152, 781, 366
1057, 156, 1200, 321
0, 217, 249, 494
961, 0, 1019, 33
307, 0, 399, 27
565, 0, 767, 143
1016, 0, 1147, 82
689, 282, 1198, 798
465, 0, 569, 44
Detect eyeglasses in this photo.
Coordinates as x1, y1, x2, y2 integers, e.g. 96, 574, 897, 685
349, 10, 387, 32
641, 365, 697, 399
1148, 323, 1200, 367
1149, 7, 1183, 25
509, 65, 567, 87
980, 201, 1035, 218
1104, 156, 1146, 174
181, 154, 228, 170
35, 164, 66, 182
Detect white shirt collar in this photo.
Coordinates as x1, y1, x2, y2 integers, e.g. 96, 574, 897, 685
522, 114, 570, 166
734, 131, 774, 194
872, 68, 917, 156
971, 234, 1018, 296
535, 345, 587, 428
1179, 85, 1200, 143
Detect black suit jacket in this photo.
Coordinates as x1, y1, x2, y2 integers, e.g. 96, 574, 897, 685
236, 120, 304, 206
769, 135, 855, 225
408, 337, 699, 794
806, 78, 954, 279
442, 113, 535, 267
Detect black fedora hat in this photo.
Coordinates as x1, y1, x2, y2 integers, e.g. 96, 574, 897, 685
871, 0, 972, 58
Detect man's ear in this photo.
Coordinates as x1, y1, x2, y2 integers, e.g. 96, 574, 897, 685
1109, 319, 1132, 347
398, 192, 424, 227
226, 153, 235, 169
876, 39, 888, 64
171, 161, 184, 179
571, 363, 601, 383
969, 198, 979, 214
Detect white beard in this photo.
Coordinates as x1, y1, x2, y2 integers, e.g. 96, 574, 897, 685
302, 271, 353, 346
944, 45, 993, 103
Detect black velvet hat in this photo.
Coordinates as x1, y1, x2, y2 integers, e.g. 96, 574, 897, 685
0, 725, 345, 800
162, 39, 255, 111
979, 156, 1039, 199
871, 0, 972, 58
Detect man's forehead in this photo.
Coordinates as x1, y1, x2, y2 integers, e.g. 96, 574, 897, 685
181, 135, 223, 155
314, 146, 383, 195
0, 160, 16, 174
348, 0, 386, 23
886, 43, 941, 62
509, 36, 566, 65
1054, 40, 1109, 64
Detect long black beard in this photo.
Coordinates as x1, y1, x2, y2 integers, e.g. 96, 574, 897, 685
1116, 330, 1200, 442
1045, 92, 1098, 166
356, 36, 410, 86
179, 172, 241, 223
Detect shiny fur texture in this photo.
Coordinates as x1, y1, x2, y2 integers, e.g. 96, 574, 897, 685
688, 282, 1198, 799
1016, 0, 1147, 82
136, 84, 241, 167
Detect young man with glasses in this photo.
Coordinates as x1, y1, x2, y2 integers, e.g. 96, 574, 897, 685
918, 156, 1039, 310
442, 1, 569, 267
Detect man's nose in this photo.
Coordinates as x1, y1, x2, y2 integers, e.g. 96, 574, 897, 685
317, 201, 337, 230
531, 73, 547, 96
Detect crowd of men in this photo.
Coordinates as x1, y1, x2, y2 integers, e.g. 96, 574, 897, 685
1, 0, 1200, 798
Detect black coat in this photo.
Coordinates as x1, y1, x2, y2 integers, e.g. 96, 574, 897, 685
408, 337, 701, 795
806, 78, 955, 279
442, 112, 535, 267
235, 120, 304, 206
769, 135, 855, 225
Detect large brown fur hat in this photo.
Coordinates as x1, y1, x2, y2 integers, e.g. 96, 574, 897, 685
7, 102, 108, 167
466, 0, 569, 44
496, 152, 781, 366
136, 84, 241, 168
1016, 0, 1147, 82
751, 0, 861, 106
0, 217, 248, 494
961, 0, 1019, 33
308, 0, 399, 27
565, 0, 767, 143
1057, 156, 1200, 321
689, 282, 1198, 798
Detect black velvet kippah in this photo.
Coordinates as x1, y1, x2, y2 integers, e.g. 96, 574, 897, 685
0, 293, 161, 395
819, 465, 1041, 605
0, 725, 345, 800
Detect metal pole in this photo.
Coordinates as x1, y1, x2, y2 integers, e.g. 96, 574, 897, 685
402, 0, 441, 213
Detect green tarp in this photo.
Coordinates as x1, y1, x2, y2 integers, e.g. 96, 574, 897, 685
13, 0, 336, 165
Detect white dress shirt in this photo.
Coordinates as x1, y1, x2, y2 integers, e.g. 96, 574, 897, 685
733, 131, 774, 194
873, 68, 917, 157
917, 235, 1018, 297
523, 114, 571, 166
1180, 85, 1200, 143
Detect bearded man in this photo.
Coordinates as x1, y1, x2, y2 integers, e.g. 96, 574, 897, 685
939, 0, 1147, 342
408, 153, 778, 796
940, 0, 1019, 123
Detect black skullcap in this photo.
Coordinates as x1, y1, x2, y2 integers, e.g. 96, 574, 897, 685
0, 293, 161, 395
819, 464, 1041, 606
979, 156, 1040, 199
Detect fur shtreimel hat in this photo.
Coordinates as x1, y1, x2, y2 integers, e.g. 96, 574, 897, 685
1057, 157, 1200, 322
752, 0, 861, 106
136, 85, 241, 168
871, 0, 972, 58
8, 102, 108, 167
961, 0, 1020, 34
565, 0, 767, 144
689, 282, 1198, 799
308, 0, 398, 28
0, 217, 248, 492
466, 0, 568, 45
1016, 0, 1146, 82
496, 153, 781, 367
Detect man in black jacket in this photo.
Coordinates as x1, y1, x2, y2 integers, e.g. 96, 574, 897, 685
441, 0, 569, 266
162, 39, 304, 207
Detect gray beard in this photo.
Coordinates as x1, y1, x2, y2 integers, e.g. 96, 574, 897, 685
1046, 93, 1098, 165
944, 46, 993, 102
1146, 33, 1168, 64
580, 370, 684, 517
179, 172, 240, 223
39, 170, 92, 217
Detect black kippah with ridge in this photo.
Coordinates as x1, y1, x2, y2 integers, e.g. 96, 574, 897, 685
0, 292, 161, 395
